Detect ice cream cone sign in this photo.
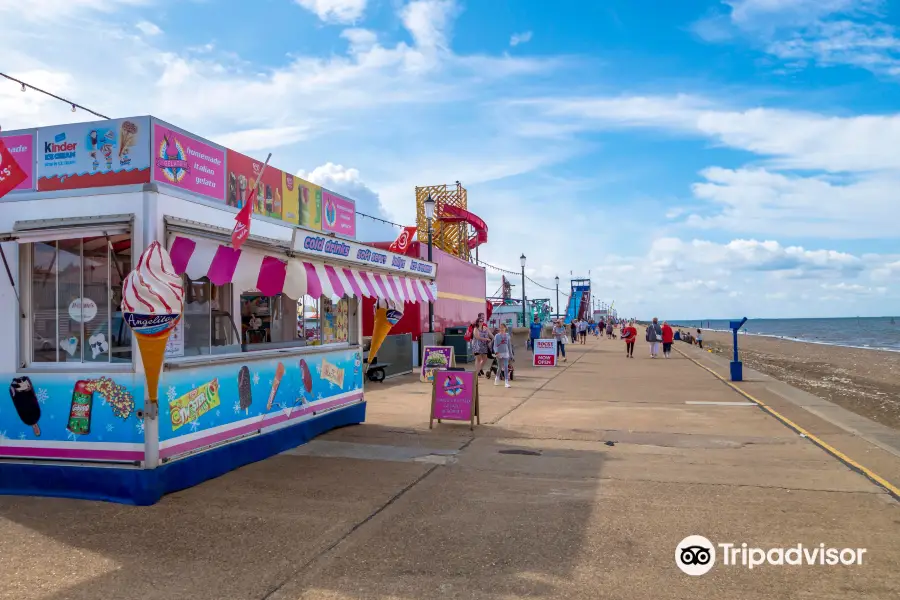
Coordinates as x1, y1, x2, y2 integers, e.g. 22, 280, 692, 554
121, 241, 184, 406
368, 298, 403, 363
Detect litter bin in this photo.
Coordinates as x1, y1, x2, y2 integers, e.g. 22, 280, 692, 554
444, 326, 473, 364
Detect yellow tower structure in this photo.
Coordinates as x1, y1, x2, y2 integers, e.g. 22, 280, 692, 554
415, 182, 470, 261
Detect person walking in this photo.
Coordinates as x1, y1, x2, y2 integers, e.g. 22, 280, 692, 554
529, 315, 543, 355
578, 319, 588, 344
606, 320, 614, 339
552, 318, 568, 362
621, 319, 637, 358
661, 321, 674, 358
492, 323, 514, 388
647, 317, 662, 358
471, 314, 493, 376
696, 328, 704, 349
570, 319, 578, 345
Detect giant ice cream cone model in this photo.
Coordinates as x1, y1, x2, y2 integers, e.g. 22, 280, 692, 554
121, 241, 184, 404
369, 299, 403, 362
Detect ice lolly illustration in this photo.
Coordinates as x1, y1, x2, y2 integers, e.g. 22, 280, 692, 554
8, 377, 41, 436
121, 241, 185, 407
299, 359, 313, 394
266, 362, 286, 410
238, 365, 252, 413
67, 380, 94, 435
368, 299, 403, 362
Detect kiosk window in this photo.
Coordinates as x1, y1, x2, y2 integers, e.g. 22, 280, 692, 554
322, 296, 350, 344
181, 276, 236, 356
298, 295, 321, 346
240, 293, 303, 345
27, 235, 132, 365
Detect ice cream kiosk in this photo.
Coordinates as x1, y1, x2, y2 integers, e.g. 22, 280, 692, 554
0, 116, 437, 505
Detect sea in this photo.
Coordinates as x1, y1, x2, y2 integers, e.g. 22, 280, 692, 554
675, 317, 900, 352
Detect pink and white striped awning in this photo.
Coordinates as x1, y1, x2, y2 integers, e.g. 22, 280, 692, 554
167, 235, 436, 303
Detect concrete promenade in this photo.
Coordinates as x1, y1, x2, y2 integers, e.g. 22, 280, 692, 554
1, 336, 899, 599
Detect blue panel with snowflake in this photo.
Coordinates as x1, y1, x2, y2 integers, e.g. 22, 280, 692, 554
1, 372, 145, 450
157, 347, 363, 444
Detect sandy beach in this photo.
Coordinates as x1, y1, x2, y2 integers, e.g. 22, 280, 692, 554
687, 329, 900, 430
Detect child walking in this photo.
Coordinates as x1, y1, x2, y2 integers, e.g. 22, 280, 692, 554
492, 323, 514, 387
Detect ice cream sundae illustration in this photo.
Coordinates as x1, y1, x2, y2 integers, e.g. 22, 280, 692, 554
156, 135, 190, 184
121, 241, 185, 408
325, 198, 337, 228
119, 120, 138, 166
102, 143, 113, 171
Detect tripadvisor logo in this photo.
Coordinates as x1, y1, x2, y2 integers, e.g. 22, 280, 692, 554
675, 536, 867, 576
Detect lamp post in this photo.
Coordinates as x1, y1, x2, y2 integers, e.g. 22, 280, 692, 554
555, 276, 560, 319
520, 254, 527, 327
424, 193, 435, 333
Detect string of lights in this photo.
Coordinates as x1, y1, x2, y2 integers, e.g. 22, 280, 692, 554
1, 72, 110, 120
355, 211, 403, 229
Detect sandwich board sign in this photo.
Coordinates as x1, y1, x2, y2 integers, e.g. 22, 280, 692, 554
430, 370, 480, 430
421, 346, 455, 382
532, 338, 557, 367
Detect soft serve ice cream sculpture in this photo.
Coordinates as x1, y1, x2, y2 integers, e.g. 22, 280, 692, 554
121, 241, 184, 407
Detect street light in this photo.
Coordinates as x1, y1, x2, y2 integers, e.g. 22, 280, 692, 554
520, 254, 526, 328
424, 193, 435, 333
555, 276, 560, 320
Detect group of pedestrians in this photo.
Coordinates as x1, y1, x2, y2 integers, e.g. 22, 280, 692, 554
469, 313, 514, 388
616, 318, 674, 358
647, 318, 675, 358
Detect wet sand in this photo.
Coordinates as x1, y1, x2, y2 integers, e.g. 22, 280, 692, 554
690, 329, 900, 430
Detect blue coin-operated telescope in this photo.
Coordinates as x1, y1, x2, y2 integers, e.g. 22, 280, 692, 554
729, 317, 748, 381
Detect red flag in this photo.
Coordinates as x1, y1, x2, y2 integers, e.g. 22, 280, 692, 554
388, 226, 417, 255
231, 153, 271, 250
0, 138, 28, 200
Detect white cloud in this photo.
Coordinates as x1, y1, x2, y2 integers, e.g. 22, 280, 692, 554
294, 0, 367, 24
520, 94, 900, 173
212, 126, 316, 154
514, 94, 900, 238
299, 163, 396, 242
135, 20, 162, 36
0, 0, 149, 20
400, 0, 458, 53
694, 0, 900, 77
821, 282, 887, 295
649, 237, 864, 275
686, 167, 899, 238
341, 28, 378, 53
674, 279, 730, 293
510, 31, 533, 47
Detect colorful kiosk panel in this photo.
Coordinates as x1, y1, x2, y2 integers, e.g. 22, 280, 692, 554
0, 117, 438, 505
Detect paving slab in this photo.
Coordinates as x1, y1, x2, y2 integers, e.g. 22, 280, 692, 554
2, 336, 900, 600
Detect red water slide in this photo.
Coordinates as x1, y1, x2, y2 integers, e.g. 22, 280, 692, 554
439, 205, 488, 249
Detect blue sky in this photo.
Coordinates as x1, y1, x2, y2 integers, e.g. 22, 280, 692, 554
2, 0, 899, 318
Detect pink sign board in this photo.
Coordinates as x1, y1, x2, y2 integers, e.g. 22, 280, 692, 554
151, 123, 225, 202
0, 133, 35, 192
322, 190, 357, 239
432, 370, 475, 421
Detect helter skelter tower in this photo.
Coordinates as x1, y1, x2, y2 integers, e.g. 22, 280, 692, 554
415, 181, 488, 263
